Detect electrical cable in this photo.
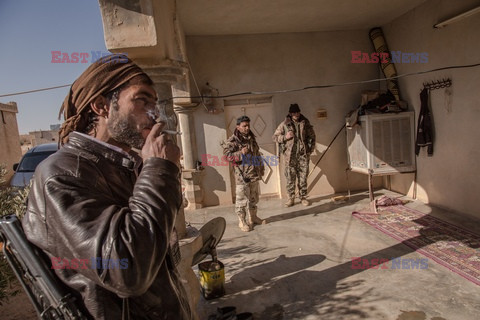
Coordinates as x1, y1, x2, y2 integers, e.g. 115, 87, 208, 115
185, 59, 209, 112
1, 62, 479, 99
162, 62, 480, 103
0, 84, 71, 98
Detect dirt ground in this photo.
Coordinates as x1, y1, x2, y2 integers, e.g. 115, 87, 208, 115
0, 281, 37, 320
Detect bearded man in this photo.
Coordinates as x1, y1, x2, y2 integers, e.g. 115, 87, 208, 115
22, 55, 193, 319
273, 103, 316, 207
223, 116, 265, 232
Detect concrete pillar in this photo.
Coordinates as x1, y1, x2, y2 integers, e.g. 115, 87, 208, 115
175, 105, 197, 170
140, 65, 189, 238
182, 169, 205, 210
97, 1, 203, 317
175, 104, 205, 210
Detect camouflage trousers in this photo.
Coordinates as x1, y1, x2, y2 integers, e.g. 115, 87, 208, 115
235, 181, 260, 216
285, 154, 309, 199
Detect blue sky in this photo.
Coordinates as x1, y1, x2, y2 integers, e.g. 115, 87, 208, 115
0, 0, 108, 134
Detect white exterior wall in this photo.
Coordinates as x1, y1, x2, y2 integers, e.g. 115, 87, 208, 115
383, 0, 480, 218
0, 102, 22, 183
186, 30, 382, 206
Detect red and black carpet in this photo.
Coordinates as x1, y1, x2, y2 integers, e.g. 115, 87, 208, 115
353, 204, 480, 285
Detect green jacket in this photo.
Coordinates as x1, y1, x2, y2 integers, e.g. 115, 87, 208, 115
273, 114, 316, 165
223, 130, 265, 184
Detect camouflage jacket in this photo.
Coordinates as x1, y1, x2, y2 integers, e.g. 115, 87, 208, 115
273, 114, 316, 165
223, 130, 265, 185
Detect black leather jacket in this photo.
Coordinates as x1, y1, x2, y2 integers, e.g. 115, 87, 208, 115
22, 132, 193, 319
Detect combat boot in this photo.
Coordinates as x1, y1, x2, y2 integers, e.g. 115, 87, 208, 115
237, 211, 252, 232
301, 197, 310, 206
248, 208, 266, 226
284, 198, 295, 207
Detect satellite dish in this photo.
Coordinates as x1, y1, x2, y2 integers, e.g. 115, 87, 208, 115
191, 217, 226, 266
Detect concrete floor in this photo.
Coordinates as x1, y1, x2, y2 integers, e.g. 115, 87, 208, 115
185, 189, 480, 320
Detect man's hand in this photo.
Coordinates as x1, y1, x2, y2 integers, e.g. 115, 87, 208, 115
285, 131, 294, 140
141, 122, 181, 165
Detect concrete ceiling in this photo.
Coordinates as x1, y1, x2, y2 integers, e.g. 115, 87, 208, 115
177, 0, 428, 36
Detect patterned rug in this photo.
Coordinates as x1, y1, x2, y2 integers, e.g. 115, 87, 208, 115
352, 204, 480, 286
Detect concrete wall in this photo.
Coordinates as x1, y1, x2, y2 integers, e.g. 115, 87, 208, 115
0, 102, 22, 183
27, 130, 59, 146
19, 130, 59, 155
186, 30, 383, 206
383, 0, 480, 218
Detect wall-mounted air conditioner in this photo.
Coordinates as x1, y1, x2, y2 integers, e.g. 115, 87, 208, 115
346, 111, 416, 175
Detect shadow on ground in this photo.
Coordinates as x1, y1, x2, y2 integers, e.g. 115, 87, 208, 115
264, 193, 369, 224
189, 191, 480, 319
207, 238, 420, 319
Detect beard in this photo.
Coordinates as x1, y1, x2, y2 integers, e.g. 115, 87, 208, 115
107, 108, 145, 149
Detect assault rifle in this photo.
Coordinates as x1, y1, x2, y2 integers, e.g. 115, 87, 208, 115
0, 214, 86, 319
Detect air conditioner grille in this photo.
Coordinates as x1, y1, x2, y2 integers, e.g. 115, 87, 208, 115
346, 112, 415, 174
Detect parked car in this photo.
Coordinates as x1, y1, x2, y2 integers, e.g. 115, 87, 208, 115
10, 143, 59, 188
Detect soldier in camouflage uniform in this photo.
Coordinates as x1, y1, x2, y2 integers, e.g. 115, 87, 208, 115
223, 116, 266, 232
273, 104, 316, 207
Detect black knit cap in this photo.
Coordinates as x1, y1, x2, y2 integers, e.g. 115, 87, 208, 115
289, 103, 301, 113
236, 115, 250, 125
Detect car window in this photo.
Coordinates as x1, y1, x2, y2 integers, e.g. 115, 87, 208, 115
17, 151, 56, 172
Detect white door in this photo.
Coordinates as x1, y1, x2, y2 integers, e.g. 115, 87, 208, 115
225, 101, 280, 198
